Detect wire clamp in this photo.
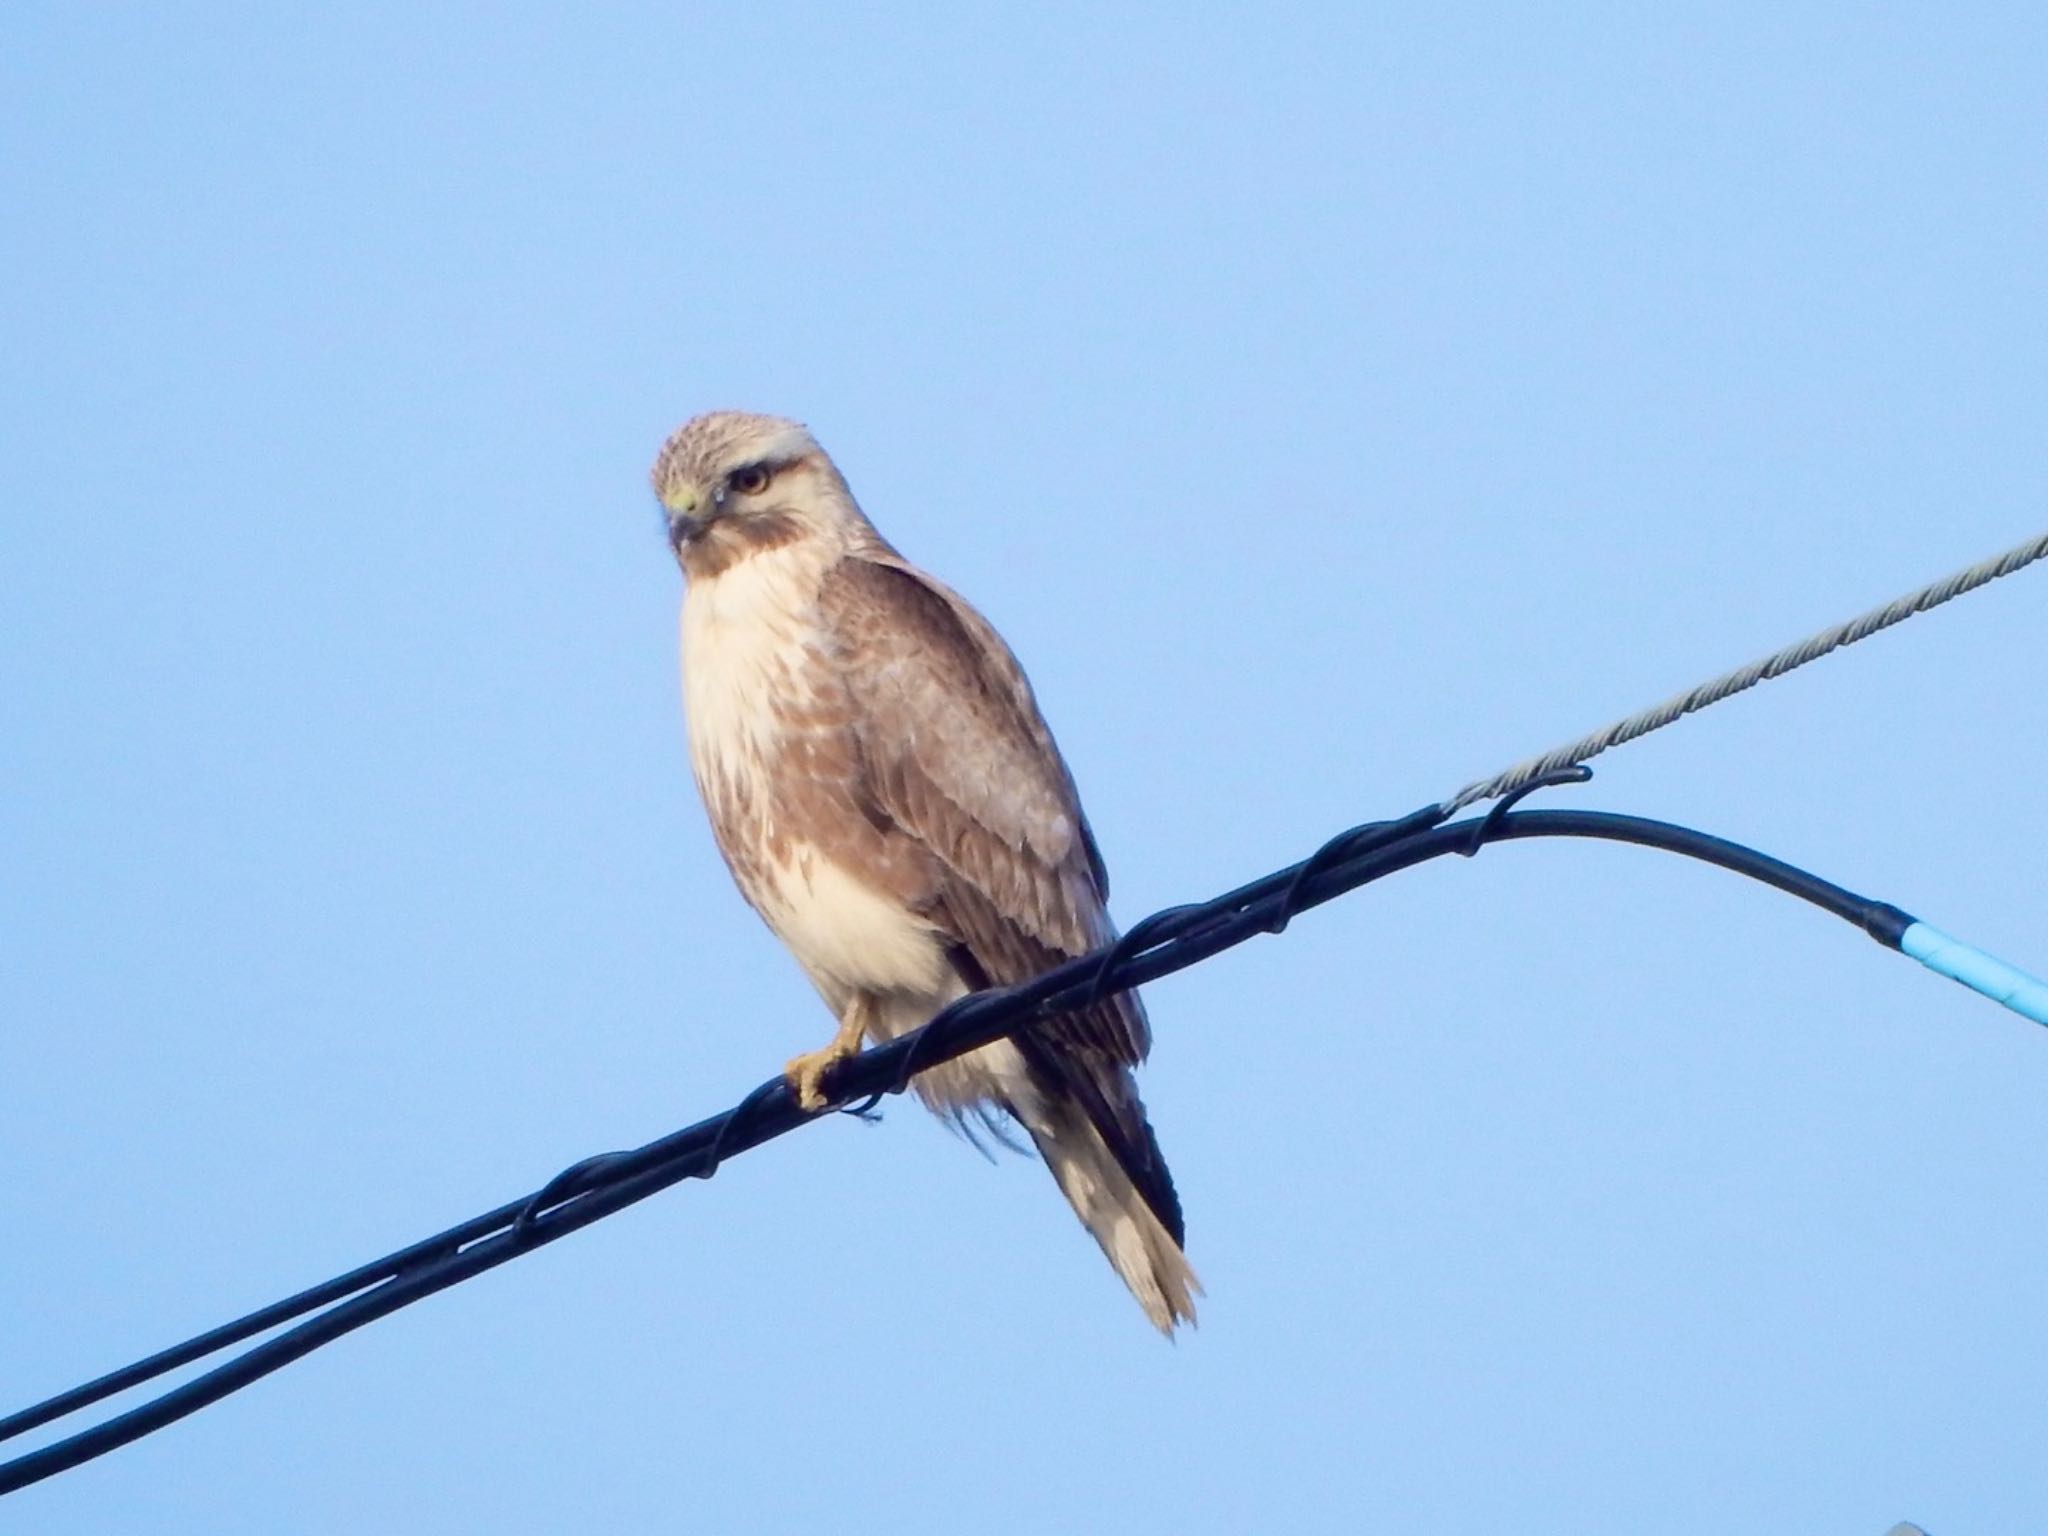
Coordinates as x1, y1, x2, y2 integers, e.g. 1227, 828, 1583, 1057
1461, 765, 1593, 856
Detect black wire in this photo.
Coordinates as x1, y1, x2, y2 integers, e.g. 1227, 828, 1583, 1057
0, 784, 1920, 1496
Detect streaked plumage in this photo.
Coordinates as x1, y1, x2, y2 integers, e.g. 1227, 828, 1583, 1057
651, 410, 1198, 1332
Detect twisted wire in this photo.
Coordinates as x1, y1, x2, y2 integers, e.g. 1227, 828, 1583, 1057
6, 526, 2043, 1494
1443, 527, 2048, 815
5, 788, 1971, 1496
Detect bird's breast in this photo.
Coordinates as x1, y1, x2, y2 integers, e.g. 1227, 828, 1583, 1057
678, 549, 952, 1002
679, 546, 830, 791
679, 547, 844, 896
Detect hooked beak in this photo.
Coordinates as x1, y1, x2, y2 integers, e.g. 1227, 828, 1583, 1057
665, 488, 712, 548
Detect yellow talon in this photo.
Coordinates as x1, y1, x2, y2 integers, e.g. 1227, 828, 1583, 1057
783, 997, 872, 1111
783, 1045, 853, 1111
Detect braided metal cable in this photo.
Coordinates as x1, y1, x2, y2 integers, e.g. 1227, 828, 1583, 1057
1443, 527, 2048, 815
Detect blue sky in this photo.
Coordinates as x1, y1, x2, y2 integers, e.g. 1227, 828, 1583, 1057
3, 5, 2045, 1532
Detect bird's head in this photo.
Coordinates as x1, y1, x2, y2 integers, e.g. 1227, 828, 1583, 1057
650, 410, 865, 580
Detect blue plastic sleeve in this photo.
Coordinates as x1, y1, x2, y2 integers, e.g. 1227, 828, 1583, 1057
1899, 922, 2048, 1027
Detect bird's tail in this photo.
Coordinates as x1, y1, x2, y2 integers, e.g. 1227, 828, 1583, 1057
1012, 1088, 1201, 1334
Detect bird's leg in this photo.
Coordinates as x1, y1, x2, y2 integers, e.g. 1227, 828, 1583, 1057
784, 994, 874, 1111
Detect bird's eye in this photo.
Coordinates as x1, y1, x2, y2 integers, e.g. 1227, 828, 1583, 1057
729, 464, 773, 496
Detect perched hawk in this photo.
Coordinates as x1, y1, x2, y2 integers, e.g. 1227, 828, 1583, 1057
651, 410, 1198, 1332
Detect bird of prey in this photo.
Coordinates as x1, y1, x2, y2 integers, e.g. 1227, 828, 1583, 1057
650, 410, 1198, 1332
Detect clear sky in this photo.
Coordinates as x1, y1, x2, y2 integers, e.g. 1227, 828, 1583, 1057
4, 5, 2045, 1532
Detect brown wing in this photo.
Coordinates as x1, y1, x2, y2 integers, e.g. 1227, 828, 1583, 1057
818, 554, 1146, 1062
817, 555, 1181, 1241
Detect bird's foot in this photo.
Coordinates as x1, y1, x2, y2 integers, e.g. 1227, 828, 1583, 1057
785, 998, 874, 1111
784, 1040, 859, 1111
